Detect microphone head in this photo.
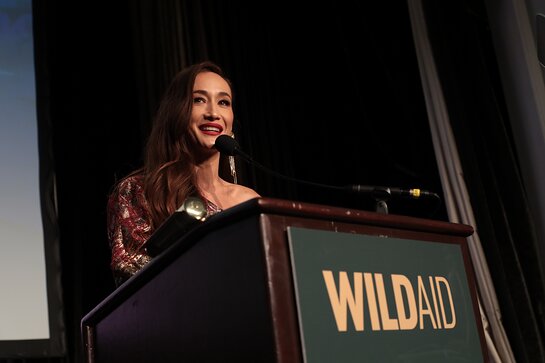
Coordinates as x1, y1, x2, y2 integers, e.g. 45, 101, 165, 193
214, 134, 239, 156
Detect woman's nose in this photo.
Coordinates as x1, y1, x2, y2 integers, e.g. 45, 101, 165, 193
205, 104, 219, 119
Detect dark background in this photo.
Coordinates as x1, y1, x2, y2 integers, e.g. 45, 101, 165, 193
17, 0, 545, 362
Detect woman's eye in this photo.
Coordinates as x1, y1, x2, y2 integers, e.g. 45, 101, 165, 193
219, 99, 231, 107
193, 97, 205, 104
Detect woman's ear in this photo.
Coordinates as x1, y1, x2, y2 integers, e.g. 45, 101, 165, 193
232, 118, 241, 136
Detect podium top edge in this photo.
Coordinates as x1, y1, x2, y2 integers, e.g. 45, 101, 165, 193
238, 197, 474, 237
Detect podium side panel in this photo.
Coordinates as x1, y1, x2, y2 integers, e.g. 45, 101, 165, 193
91, 216, 277, 363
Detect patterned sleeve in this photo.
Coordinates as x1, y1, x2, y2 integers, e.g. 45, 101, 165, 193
106, 176, 153, 287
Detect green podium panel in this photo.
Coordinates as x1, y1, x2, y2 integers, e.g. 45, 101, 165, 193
288, 226, 483, 363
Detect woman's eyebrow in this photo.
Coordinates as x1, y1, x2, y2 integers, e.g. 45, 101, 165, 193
193, 89, 231, 98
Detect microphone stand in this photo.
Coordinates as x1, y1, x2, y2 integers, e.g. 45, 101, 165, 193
370, 188, 392, 214
376, 200, 388, 214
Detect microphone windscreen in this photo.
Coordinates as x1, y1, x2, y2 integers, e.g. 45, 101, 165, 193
214, 134, 239, 156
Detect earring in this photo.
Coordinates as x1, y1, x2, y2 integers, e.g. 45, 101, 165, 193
229, 133, 237, 184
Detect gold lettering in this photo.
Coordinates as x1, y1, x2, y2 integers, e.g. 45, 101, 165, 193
375, 273, 399, 330
428, 276, 442, 329
418, 275, 438, 329
322, 270, 364, 331
391, 274, 417, 330
364, 272, 381, 330
435, 276, 456, 329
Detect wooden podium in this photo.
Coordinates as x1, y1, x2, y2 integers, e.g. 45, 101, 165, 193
81, 197, 487, 363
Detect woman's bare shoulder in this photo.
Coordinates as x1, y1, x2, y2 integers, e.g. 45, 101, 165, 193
234, 184, 261, 200
226, 183, 260, 206
214, 180, 260, 209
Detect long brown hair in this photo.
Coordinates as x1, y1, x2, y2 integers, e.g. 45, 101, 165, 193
137, 61, 233, 229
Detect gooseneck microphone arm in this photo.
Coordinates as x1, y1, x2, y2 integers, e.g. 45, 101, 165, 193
214, 135, 346, 192
214, 135, 441, 214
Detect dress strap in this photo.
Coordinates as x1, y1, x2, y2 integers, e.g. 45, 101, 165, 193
205, 198, 222, 216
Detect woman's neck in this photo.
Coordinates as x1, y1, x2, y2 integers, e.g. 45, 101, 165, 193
194, 152, 221, 190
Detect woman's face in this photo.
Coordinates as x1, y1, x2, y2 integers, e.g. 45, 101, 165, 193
189, 71, 234, 151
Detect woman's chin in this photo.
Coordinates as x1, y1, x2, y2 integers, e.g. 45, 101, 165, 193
202, 141, 219, 154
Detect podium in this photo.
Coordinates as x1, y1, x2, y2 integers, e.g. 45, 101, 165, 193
81, 197, 488, 363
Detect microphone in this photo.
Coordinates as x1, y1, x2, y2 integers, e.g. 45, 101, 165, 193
349, 185, 440, 200
214, 134, 440, 201
214, 134, 252, 161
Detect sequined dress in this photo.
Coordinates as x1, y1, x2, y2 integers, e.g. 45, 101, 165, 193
106, 175, 221, 286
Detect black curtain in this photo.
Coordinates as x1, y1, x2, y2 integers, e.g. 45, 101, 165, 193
31, 1, 139, 362
25, 0, 544, 362
423, 1, 545, 362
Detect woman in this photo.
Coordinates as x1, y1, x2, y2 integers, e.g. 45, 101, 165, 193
106, 61, 260, 286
